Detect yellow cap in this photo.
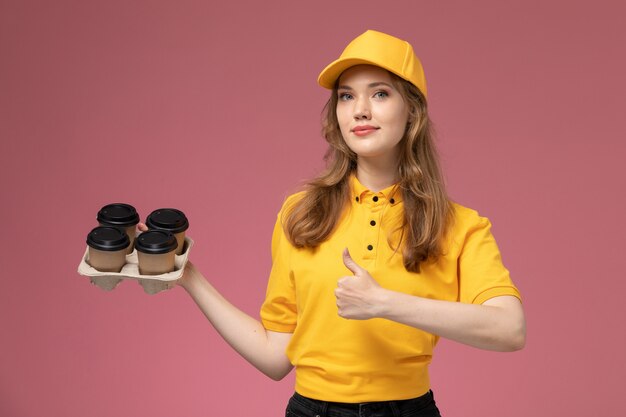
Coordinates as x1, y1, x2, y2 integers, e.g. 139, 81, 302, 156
317, 30, 427, 97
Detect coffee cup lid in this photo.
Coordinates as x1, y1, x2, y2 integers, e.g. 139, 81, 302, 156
135, 230, 178, 254
87, 226, 130, 251
146, 208, 189, 233
97, 203, 140, 227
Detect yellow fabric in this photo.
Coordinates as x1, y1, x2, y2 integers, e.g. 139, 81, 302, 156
260, 176, 521, 402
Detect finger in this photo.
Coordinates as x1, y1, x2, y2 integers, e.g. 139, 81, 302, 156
137, 222, 149, 232
336, 276, 350, 288
342, 248, 364, 276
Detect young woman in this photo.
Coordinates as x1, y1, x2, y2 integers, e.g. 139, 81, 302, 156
143, 30, 526, 416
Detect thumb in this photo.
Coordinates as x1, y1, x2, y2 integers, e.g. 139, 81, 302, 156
342, 248, 364, 276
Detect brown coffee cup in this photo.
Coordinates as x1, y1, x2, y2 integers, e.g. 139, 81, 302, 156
97, 203, 140, 254
145, 208, 189, 255
135, 230, 178, 275
86, 227, 130, 272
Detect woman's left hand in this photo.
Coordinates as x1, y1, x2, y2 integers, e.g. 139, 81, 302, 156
335, 248, 385, 320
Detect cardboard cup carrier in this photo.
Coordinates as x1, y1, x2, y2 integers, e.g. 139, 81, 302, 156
78, 204, 193, 295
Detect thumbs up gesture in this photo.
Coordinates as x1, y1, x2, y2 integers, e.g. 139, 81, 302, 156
335, 248, 383, 320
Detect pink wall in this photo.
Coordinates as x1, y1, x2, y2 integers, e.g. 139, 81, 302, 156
2, 0, 625, 415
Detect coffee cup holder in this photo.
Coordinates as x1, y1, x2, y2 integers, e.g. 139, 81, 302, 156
78, 237, 193, 295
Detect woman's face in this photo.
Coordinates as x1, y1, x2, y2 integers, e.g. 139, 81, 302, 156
336, 65, 409, 163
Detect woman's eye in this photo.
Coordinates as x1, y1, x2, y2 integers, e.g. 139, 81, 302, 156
373, 91, 388, 99
338, 92, 353, 101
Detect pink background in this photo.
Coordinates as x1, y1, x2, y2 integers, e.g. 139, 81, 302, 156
2, 0, 625, 416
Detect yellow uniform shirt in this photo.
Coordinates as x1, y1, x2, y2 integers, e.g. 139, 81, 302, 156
261, 176, 521, 402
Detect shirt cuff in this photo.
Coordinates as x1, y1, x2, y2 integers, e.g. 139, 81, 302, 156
261, 319, 297, 333
472, 286, 522, 305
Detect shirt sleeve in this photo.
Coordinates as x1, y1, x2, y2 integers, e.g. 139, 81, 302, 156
260, 209, 298, 332
457, 212, 522, 305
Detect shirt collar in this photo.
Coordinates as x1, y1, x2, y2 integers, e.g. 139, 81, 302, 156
350, 175, 402, 205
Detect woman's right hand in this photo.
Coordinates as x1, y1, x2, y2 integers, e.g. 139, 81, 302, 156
177, 260, 202, 289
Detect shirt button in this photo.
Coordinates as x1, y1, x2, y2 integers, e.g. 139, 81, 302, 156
370, 220, 376, 226
373, 196, 379, 202
367, 244, 373, 251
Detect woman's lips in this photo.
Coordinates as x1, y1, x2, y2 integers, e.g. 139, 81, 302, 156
352, 125, 379, 137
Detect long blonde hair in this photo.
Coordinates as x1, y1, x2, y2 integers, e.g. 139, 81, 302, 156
283, 72, 453, 272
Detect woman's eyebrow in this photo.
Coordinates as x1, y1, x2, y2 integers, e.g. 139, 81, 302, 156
367, 82, 393, 89
337, 82, 393, 90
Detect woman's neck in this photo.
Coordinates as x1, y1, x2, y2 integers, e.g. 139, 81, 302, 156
355, 157, 399, 192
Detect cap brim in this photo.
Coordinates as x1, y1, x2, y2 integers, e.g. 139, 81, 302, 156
317, 57, 390, 89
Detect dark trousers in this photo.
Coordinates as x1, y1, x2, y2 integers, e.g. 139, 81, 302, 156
286, 390, 442, 417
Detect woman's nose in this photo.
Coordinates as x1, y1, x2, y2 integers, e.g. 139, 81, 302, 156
353, 99, 371, 120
